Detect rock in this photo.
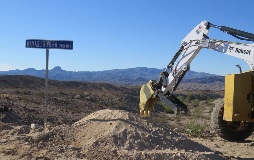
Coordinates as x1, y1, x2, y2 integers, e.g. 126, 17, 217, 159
74, 94, 81, 99
111, 149, 117, 154
31, 123, 40, 130
124, 142, 132, 150
0, 139, 8, 143
248, 142, 254, 147
16, 125, 30, 135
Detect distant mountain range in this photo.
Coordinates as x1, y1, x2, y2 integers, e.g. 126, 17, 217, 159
0, 66, 222, 85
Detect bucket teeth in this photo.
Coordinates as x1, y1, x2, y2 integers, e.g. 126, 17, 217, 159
139, 82, 156, 118
140, 110, 151, 117
147, 110, 151, 116
139, 97, 156, 117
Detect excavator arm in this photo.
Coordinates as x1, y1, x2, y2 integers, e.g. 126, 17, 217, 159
139, 20, 254, 117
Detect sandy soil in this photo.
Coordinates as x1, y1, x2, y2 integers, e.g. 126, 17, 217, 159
1, 109, 253, 160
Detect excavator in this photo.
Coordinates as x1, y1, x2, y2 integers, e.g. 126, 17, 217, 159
139, 20, 254, 141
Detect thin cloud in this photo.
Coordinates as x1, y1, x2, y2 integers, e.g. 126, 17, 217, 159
0, 64, 14, 71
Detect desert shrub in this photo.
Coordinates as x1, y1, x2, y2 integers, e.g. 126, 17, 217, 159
185, 95, 191, 103
192, 99, 200, 107
0, 93, 10, 99
36, 92, 45, 97
14, 89, 23, 94
205, 99, 215, 106
185, 105, 207, 137
186, 120, 206, 137
20, 95, 33, 103
193, 106, 203, 119
177, 96, 184, 102
14, 89, 31, 95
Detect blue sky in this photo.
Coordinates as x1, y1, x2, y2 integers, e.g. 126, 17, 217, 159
0, 0, 254, 75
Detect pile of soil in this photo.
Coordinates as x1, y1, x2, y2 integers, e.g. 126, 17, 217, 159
0, 109, 225, 160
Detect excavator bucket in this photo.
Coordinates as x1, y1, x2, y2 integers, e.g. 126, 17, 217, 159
139, 81, 157, 117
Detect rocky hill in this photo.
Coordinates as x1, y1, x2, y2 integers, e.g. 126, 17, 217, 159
0, 74, 224, 125
0, 66, 220, 85
0, 75, 139, 125
179, 75, 225, 91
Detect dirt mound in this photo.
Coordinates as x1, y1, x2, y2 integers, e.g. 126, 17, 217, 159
60, 109, 223, 159
1, 109, 241, 159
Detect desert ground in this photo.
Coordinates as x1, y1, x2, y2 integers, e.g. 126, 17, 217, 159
0, 76, 253, 160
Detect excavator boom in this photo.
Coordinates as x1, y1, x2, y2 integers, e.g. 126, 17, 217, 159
139, 20, 254, 117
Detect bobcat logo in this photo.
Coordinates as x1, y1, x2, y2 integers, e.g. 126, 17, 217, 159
235, 48, 251, 55
228, 46, 234, 52
229, 45, 251, 55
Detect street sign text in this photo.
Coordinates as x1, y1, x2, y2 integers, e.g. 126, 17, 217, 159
26, 39, 73, 50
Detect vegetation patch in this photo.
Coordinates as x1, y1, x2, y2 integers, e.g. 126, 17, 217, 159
186, 120, 206, 137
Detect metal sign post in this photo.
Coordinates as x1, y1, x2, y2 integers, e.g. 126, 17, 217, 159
26, 39, 73, 129
44, 48, 49, 128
